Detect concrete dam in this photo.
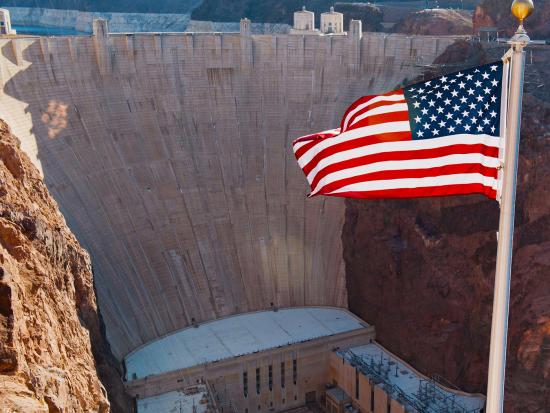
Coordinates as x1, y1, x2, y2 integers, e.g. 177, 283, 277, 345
0, 19, 478, 409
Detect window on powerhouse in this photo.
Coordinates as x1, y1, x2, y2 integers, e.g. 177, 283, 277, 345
244, 360, 296, 396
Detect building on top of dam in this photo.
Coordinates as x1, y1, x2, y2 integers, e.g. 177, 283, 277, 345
321, 7, 345, 35
0, 8, 15, 35
290, 6, 347, 36
290, 6, 319, 35
290, 6, 346, 35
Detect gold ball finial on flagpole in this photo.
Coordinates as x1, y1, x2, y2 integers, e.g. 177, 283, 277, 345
511, 0, 534, 33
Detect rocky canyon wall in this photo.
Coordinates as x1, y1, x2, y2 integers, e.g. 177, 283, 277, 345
343, 41, 550, 413
0, 120, 131, 411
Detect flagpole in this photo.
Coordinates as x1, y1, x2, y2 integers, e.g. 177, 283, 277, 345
485, 1, 533, 412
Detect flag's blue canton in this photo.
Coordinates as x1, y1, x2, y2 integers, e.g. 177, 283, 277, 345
403, 62, 503, 140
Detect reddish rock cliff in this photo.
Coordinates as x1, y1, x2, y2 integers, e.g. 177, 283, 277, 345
393, 9, 473, 35
344, 43, 550, 412
334, 3, 383, 32
473, 0, 550, 38
0, 120, 132, 412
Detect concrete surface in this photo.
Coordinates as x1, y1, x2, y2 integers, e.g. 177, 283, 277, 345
0, 28, 460, 359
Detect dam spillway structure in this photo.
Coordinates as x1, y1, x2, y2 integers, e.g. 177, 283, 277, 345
0, 10, 486, 412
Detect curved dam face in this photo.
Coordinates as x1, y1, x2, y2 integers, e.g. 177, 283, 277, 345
0, 27, 457, 359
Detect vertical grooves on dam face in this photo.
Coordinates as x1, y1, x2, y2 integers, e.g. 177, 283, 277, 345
0, 31, 457, 359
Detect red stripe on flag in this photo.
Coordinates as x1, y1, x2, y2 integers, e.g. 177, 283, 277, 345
314, 163, 498, 195
344, 110, 411, 132
321, 183, 497, 200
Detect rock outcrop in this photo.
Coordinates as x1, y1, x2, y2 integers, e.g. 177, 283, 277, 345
473, 0, 550, 39
333, 3, 383, 32
343, 42, 550, 412
393, 8, 473, 36
0, 120, 132, 412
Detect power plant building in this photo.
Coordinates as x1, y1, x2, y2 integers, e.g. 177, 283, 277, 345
125, 308, 485, 413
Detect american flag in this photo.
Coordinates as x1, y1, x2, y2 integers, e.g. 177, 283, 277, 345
293, 62, 506, 200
